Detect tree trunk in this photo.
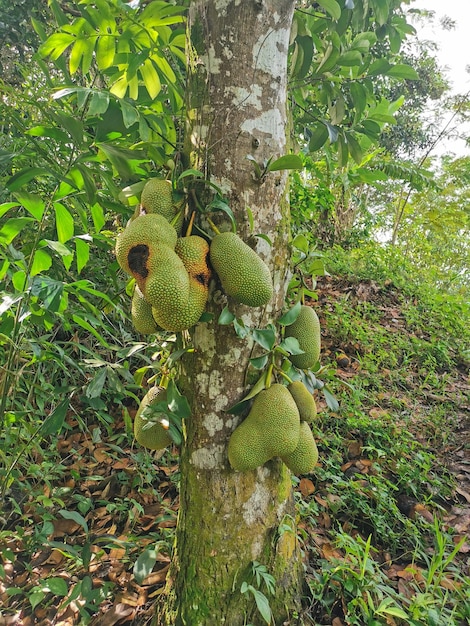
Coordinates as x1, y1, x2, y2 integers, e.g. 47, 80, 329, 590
158, 2, 301, 624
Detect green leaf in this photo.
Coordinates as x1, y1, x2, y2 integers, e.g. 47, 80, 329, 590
39, 32, 75, 60
133, 547, 157, 585
291, 233, 309, 254
73, 314, 110, 347
386, 64, 419, 80
14, 192, 45, 220
0, 218, 35, 244
316, 0, 341, 20
31, 276, 64, 312
322, 386, 340, 412
29, 590, 45, 611
218, 306, 235, 325
8, 168, 56, 192
0, 202, 19, 219
90, 203, 106, 233
266, 154, 303, 172
206, 199, 237, 232
279, 337, 304, 356
96, 34, 115, 70
233, 318, 250, 339
75, 238, 90, 274
251, 587, 272, 625
337, 50, 363, 66
278, 301, 302, 326
346, 132, 363, 165
140, 59, 161, 100
85, 367, 108, 399
88, 91, 110, 116
250, 354, 269, 370
226, 372, 268, 414
54, 203, 75, 243
59, 509, 89, 535
30, 249, 52, 277
167, 380, 191, 419
309, 123, 329, 152
41, 399, 69, 436
367, 58, 392, 77
252, 328, 276, 351
41, 577, 68, 596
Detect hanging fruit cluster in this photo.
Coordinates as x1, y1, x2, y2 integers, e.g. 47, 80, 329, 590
115, 178, 321, 476
228, 306, 321, 475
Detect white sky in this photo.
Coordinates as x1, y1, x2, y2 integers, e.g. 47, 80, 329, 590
412, 0, 470, 156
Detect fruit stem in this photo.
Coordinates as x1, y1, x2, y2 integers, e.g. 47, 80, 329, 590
265, 363, 274, 388
185, 211, 196, 237
276, 368, 294, 385
206, 217, 221, 235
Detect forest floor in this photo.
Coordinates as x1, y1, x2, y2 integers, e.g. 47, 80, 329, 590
0, 273, 469, 625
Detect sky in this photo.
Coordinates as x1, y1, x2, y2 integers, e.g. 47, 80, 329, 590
412, 0, 470, 155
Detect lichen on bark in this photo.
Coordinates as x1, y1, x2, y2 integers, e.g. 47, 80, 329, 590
157, 2, 301, 624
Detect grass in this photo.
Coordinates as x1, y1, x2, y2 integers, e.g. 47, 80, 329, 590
296, 242, 470, 625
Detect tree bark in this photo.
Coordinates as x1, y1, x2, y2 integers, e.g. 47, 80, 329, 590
158, 2, 301, 624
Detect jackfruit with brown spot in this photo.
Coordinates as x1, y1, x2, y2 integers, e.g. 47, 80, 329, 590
115, 213, 178, 277
281, 421, 318, 475
227, 384, 300, 472
138, 178, 184, 233
134, 387, 172, 450
210, 232, 273, 307
285, 305, 321, 369
287, 381, 317, 424
175, 235, 211, 289
131, 284, 159, 334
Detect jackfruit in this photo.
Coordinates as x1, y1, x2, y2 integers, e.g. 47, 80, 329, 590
142, 245, 190, 314
227, 384, 300, 472
131, 284, 159, 334
281, 421, 318, 475
209, 232, 273, 307
287, 381, 317, 424
115, 213, 178, 277
285, 305, 321, 369
175, 235, 211, 289
139, 178, 184, 233
134, 387, 173, 450
152, 274, 208, 332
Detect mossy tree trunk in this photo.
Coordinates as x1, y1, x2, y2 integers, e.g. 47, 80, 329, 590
158, 2, 300, 624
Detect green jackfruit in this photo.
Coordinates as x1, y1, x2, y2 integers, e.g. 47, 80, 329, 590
142, 245, 190, 314
131, 284, 159, 334
138, 178, 183, 233
134, 387, 172, 450
281, 421, 318, 475
227, 384, 300, 472
175, 235, 211, 288
152, 274, 208, 332
210, 232, 273, 307
115, 213, 178, 277
287, 381, 317, 424
285, 305, 321, 369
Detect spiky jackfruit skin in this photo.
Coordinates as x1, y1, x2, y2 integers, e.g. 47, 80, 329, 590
287, 381, 317, 424
134, 387, 172, 450
175, 236, 211, 288
285, 305, 321, 369
152, 275, 208, 332
138, 179, 184, 234
131, 284, 159, 334
281, 421, 318, 475
209, 232, 273, 307
115, 213, 178, 277
227, 384, 300, 472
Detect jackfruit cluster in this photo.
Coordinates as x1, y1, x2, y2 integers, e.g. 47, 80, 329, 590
134, 386, 173, 450
227, 381, 318, 475
115, 180, 211, 333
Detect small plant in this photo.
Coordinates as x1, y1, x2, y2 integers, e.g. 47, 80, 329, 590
241, 561, 276, 625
